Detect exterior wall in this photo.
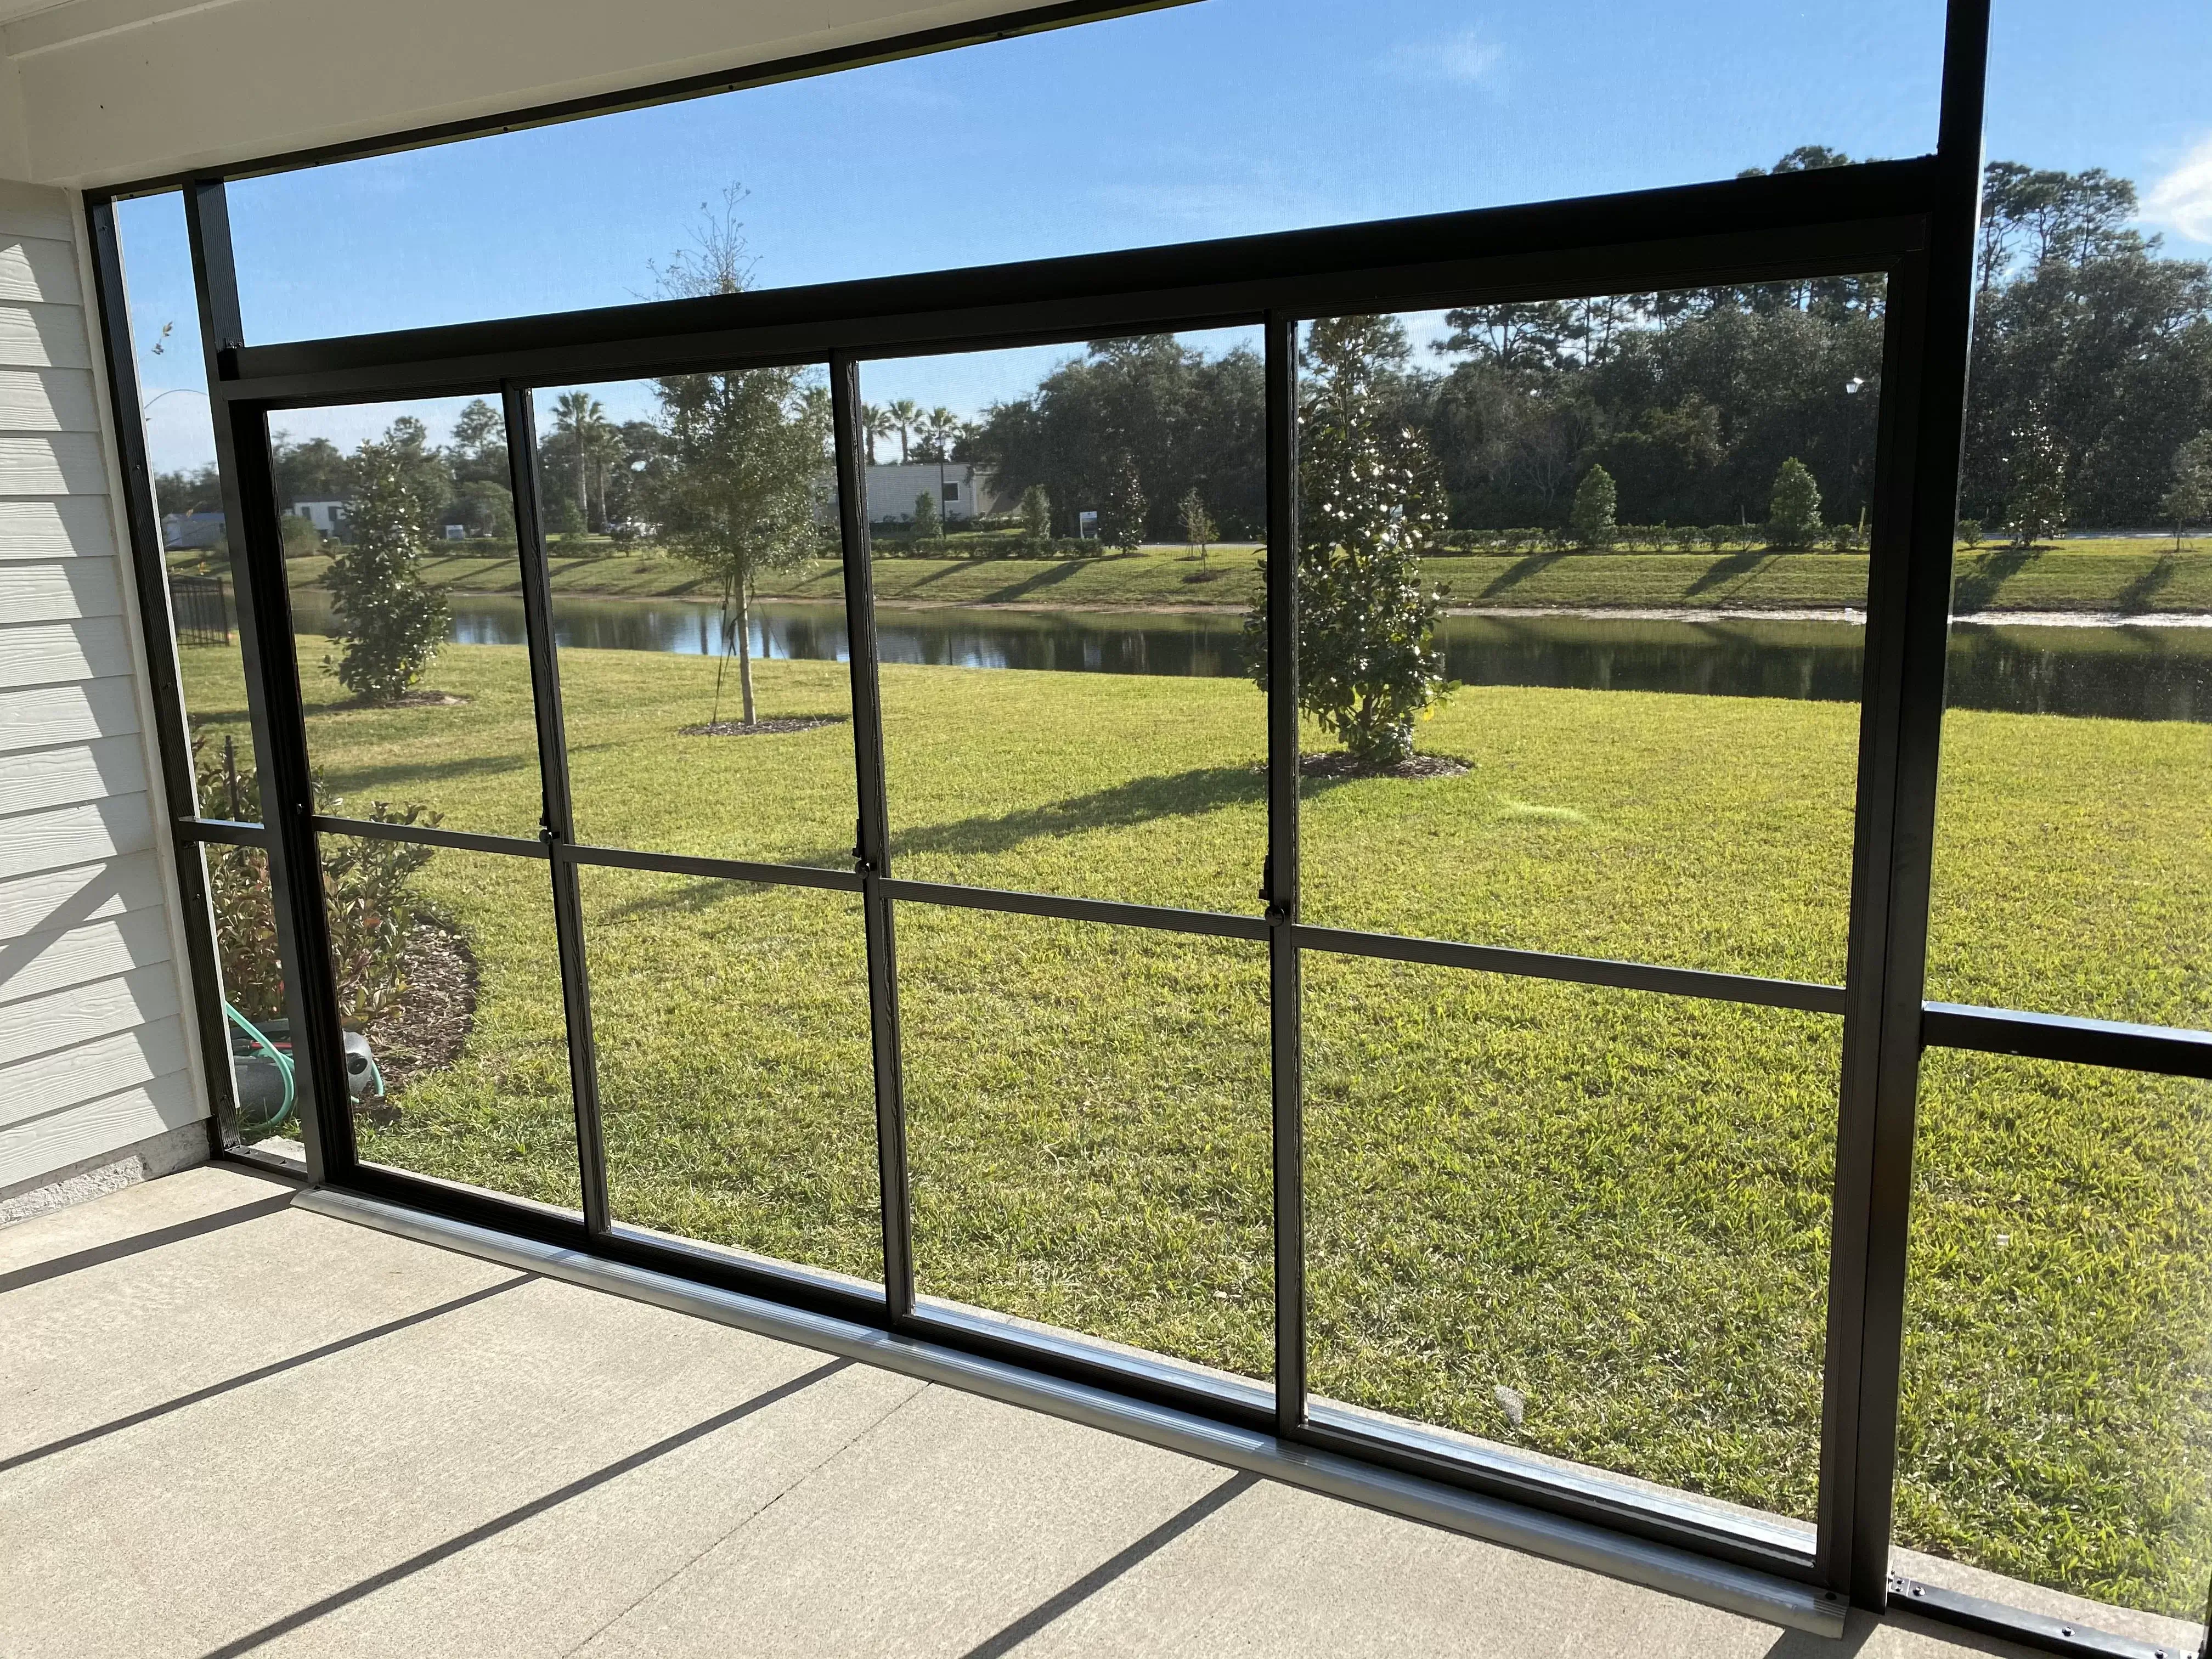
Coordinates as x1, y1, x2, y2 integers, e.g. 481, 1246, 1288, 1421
0, 178, 204, 1201
862, 462, 995, 523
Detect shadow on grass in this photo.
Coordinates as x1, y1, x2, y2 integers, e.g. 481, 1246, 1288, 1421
592, 764, 1309, 922
2115, 552, 2179, 613
969, 560, 1103, 604
315, 748, 539, 800
1478, 552, 1568, 599
1684, 551, 1776, 596
1949, 547, 2038, 613
888, 764, 1270, 861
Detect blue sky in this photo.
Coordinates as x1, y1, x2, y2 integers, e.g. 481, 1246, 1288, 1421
119, 0, 2212, 472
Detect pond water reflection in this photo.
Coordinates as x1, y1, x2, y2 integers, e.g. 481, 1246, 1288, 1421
278, 590, 2212, 724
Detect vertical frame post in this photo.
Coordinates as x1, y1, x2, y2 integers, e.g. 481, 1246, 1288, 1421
831, 351, 914, 1318
1817, 0, 1990, 1610
1264, 311, 1305, 1429
84, 200, 241, 1155
505, 384, 611, 1236
183, 179, 352, 1183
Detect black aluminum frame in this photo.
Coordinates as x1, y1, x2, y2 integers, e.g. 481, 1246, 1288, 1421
83, 1, 2212, 1651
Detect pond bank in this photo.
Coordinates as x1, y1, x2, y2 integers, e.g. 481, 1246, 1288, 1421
194, 545, 2212, 617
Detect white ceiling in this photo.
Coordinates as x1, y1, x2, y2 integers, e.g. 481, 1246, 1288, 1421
2, 0, 1020, 188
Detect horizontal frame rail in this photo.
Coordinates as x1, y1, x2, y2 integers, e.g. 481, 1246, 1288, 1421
1299, 1403, 1818, 1570
557, 840, 867, 893
1294, 924, 1851, 1015
878, 877, 1272, 940
218, 171, 1931, 405
309, 815, 549, 859
1921, 1003, 2212, 1080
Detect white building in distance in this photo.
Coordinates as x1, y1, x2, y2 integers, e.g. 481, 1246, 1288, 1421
851, 462, 1001, 525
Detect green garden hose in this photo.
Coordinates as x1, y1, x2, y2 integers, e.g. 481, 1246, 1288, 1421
224, 1001, 295, 1134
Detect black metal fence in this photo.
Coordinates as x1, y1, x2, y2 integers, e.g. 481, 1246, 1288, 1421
168, 574, 229, 647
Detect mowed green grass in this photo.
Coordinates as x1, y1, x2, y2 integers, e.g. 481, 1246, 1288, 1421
176, 639, 2212, 1618
205, 540, 2212, 614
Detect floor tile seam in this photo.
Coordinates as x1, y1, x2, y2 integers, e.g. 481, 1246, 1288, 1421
557, 1375, 936, 1658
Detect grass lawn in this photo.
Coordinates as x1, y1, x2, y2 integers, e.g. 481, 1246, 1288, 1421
176, 638, 2212, 1619
180, 541, 2212, 616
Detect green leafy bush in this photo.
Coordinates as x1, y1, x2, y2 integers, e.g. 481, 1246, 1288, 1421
193, 735, 442, 1027
325, 431, 450, 703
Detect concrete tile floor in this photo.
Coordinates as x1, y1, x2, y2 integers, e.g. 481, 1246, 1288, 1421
0, 1165, 2081, 1657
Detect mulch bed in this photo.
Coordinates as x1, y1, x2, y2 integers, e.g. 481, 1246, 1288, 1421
361, 917, 479, 1111
680, 715, 847, 737
1300, 751, 1471, 780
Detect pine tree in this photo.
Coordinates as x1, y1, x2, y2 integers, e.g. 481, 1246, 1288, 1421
1570, 465, 1618, 549
1768, 457, 1824, 550
1247, 315, 1452, 771
325, 432, 449, 704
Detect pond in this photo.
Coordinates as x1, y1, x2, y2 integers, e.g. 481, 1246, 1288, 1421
280, 590, 2212, 724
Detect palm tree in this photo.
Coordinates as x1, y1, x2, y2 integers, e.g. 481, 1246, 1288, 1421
886, 398, 922, 464
861, 402, 893, 466
917, 406, 962, 461
550, 391, 608, 533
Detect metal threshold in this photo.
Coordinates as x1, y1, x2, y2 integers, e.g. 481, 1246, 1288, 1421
296, 1183, 1847, 1639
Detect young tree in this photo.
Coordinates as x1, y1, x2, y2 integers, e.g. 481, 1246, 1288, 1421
644, 188, 831, 729
2005, 408, 2069, 548
1768, 457, 1824, 550
1248, 315, 1453, 771
1178, 486, 1218, 563
1099, 454, 1147, 553
1569, 464, 1618, 549
324, 428, 450, 703
912, 488, 943, 542
2160, 432, 2212, 550
1019, 484, 1052, 551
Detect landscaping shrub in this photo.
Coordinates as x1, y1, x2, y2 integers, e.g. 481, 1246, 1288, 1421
1570, 465, 1619, 550
1768, 458, 1825, 550
325, 430, 450, 704
1250, 315, 1452, 770
192, 736, 443, 1026
1019, 484, 1052, 552
2005, 407, 2069, 548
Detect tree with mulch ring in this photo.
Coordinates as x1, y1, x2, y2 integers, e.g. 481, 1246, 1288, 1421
679, 714, 847, 738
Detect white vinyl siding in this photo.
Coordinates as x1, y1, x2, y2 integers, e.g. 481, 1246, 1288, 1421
0, 184, 201, 1193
